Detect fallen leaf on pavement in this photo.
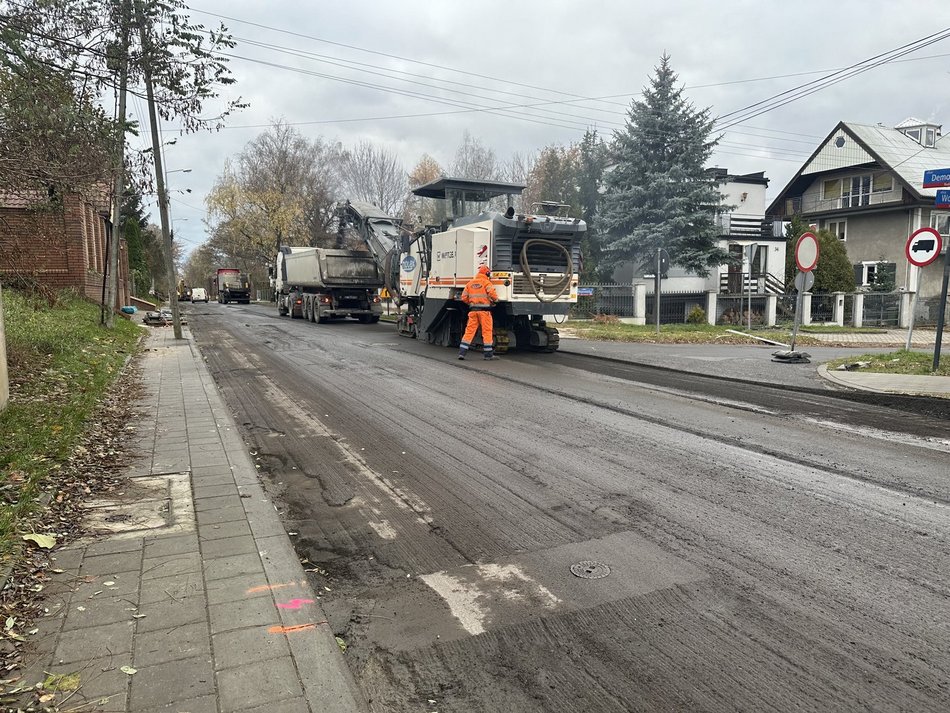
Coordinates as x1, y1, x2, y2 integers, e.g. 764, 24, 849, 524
22, 534, 57, 549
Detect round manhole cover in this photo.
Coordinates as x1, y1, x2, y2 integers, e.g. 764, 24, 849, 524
570, 560, 610, 579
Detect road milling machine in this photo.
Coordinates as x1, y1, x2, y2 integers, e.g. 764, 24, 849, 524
337, 177, 585, 353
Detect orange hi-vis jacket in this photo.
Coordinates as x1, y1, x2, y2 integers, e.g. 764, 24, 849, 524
461, 271, 498, 310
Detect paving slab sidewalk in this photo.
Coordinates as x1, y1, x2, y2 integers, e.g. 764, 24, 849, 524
13, 327, 365, 712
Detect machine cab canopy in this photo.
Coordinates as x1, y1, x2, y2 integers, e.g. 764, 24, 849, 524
412, 177, 525, 226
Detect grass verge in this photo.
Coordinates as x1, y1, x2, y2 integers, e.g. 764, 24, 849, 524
0, 289, 143, 563
825, 349, 950, 377
564, 321, 820, 346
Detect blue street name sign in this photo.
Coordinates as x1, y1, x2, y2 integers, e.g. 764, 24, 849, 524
936, 189, 950, 209
577, 287, 594, 296
923, 168, 950, 189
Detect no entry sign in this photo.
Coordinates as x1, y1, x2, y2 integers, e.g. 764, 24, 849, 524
795, 232, 820, 272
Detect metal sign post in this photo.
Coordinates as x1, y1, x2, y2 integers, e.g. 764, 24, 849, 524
933, 252, 949, 371
789, 270, 814, 352
655, 248, 661, 336
746, 243, 758, 331
904, 227, 943, 351
774, 232, 819, 364
921, 169, 949, 370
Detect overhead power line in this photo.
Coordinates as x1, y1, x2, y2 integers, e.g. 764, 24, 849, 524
191, 7, 631, 111
715, 27, 950, 130
230, 36, 625, 129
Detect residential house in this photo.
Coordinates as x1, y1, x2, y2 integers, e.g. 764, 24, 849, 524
613, 168, 785, 294
0, 188, 130, 306
768, 118, 949, 320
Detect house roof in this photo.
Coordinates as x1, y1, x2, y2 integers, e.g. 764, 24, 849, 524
846, 122, 949, 197
0, 185, 112, 213
893, 116, 937, 129
768, 120, 950, 214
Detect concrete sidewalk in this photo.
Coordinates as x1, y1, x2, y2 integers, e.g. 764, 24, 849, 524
16, 327, 364, 712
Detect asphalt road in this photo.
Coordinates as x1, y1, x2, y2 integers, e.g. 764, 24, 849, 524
187, 302, 950, 713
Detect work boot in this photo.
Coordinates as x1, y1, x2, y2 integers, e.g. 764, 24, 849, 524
484, 354, 499, 361
458, 354, 465, 360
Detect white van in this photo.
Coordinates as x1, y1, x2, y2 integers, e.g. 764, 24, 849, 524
190, 287, 208, 303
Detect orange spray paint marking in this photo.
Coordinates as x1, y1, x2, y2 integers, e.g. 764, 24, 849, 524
246, 582, 298, 595
268, 621, 327, 634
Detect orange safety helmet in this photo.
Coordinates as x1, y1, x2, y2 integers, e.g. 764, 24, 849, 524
478, 265, 491, 276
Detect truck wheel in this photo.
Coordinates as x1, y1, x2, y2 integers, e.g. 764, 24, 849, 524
309, 299, 317, 323
317, 306, 328, 324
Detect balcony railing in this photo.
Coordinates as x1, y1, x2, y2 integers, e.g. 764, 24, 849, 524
779, 189, 898, 217
719, 271, 786, 295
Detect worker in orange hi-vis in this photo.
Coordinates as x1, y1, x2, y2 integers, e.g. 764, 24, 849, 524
458, 265, 499, 361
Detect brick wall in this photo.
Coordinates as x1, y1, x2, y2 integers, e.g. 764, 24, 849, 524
0, 193, 130, 307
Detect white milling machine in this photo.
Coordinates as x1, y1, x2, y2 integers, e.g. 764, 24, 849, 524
338, 178, 586, 353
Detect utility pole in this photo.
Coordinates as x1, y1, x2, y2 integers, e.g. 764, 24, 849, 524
103, 0, 131, 328
135, 0, 182, 339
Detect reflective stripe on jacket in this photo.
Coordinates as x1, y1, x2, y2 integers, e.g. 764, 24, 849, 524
461, 274, 498, 310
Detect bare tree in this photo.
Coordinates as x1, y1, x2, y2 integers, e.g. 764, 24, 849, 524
206, 121, 342, 272
337, 141, 407, 216
451, 131, 501, 181
403, 153, 443, 228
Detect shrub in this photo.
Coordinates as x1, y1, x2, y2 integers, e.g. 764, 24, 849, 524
686, 305, 706, 324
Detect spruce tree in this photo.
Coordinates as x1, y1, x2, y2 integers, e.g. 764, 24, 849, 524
601, 55, 728, 278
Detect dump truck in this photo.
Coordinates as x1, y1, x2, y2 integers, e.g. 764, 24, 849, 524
215, 268, 251, 304
271, 247, 383, 323
338, 178, 585, 352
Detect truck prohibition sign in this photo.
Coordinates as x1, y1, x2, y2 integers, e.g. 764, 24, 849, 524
905, 227, 943, 268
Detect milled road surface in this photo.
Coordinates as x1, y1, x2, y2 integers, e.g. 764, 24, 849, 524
187, 302, 950, 713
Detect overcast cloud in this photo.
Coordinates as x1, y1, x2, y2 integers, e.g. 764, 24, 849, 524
149, 0, 950, 255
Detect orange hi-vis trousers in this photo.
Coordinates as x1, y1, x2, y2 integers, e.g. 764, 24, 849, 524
461, 310, 493, 351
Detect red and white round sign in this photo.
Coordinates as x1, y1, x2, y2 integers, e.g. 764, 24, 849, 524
905, 227, 943, 268
795, 232, 820, 272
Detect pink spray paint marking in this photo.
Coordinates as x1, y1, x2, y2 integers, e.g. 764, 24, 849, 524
276, 598, 315, 610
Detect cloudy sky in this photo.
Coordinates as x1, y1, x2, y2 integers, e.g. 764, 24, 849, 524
148, 0, 950, 255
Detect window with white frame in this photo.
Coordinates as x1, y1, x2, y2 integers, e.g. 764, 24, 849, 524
822, 178, 842, 202
826, 219, 847, 241
821, 174, 893, 208
932, 212, 950, 238
872, 174, 893, 193
859, 262, 877, 287
843, 176, 871, 207
925, 128, 937, 148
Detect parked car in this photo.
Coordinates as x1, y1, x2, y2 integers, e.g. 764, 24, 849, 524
191, 287, 209, 303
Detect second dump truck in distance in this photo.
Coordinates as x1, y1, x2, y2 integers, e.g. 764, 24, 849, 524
271, 247, 383, 323
215, 268, 251, 304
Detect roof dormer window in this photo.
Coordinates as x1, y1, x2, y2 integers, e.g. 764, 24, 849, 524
895, 117, 941, 147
